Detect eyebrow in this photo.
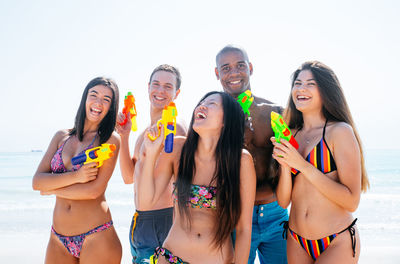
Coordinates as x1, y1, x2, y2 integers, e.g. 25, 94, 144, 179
89, 89, 112, 99
152, 80, 173, 86
295, 78, 316, 81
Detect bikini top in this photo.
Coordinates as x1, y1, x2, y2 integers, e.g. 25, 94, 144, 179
50, 135, 97, 173
291, 121, 337, 177
173, 183, 217, 209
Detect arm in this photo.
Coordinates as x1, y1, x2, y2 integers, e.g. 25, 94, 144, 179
116, 112, 137, 184
234, 151, 256, 264
32, 130, 96, 191
135, 127, 184, 210
42, 133, 121, 200
271, 137, 293, 209
276, 123, 361, 212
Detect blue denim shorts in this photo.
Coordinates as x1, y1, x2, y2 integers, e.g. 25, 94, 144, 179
129, 207, 173, 264
233, 201, 288, 264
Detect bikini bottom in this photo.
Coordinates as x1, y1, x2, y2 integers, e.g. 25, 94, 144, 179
51, 220, 113, 258
281, 218, 357, 261
149, 246, 189, 264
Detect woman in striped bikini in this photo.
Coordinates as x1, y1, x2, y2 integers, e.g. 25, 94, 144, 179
271, 61, 369, 263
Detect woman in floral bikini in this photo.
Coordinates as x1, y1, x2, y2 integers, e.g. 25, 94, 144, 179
137, 91, 256, 263
33, 77, 122, 264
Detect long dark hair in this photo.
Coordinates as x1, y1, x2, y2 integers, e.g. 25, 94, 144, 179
284, 61, 369, 191
175, 91, 245, 248
69, 77, 119, 144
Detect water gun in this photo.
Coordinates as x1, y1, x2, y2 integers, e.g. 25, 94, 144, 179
237, 90, 254, 116
271, 111, 299, 149
148, 102, 177, 153
71, 143, 116, 167
120, 92, 137, 131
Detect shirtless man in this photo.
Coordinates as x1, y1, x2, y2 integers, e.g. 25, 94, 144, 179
215, 45, 288, 264
117, 64, 187, 264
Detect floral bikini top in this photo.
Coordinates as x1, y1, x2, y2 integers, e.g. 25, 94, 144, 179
173, 183, 217, 209
50, 135, 97, 173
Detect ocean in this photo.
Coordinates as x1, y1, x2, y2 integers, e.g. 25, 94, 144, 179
0, 149, 399, 263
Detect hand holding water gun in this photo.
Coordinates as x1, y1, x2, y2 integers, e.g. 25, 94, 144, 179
120, 92, 137, 131
147, 102, 177, 153
271, 111, 299, 149
71, 143, 116, 168
237, 90, 254, 116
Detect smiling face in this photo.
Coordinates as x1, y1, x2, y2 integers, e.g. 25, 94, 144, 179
148, 70, 180, 109
192, 93, 224, 134
85, 85, 113, 123
291, 70, 323, 113
215, 50, 253, 96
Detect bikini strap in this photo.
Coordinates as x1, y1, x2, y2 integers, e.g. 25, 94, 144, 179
322, 119, 330, 140
338, 218, 357, 257
280, 220, 289, 240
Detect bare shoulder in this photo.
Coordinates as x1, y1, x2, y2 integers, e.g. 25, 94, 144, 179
176, 118, 188, 136
253, 95, 283, 118
52, 129, 70, 145
106, 131, 121, 147
173, 136, 187, 153
241, 149, 254, 164
327, 122, 355, 139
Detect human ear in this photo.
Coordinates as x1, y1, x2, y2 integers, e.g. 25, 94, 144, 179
215, 67, 220, 80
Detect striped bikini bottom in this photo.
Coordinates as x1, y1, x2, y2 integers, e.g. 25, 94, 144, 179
281, 219, 357, 261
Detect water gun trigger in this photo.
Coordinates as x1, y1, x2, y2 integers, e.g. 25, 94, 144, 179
147, 120, 162, 141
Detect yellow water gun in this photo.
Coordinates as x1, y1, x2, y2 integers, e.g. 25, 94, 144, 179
148, 102, 177, 153
71, 143, 116, 167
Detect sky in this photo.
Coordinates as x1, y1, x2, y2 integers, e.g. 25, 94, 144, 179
0, 0, 399, 152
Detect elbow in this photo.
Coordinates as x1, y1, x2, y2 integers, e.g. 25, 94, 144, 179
123, 177, 133, 184
277, 199, 290, 209
347, 198, 360, 213
276, 192, 290, 209
32, 176, 41, 191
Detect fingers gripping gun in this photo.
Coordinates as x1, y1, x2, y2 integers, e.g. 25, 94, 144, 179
120, 92, 137, 131
271, 111, 299, 149
148, 102, 177, 153
71, 144, 116, 167
237, 90, 254, 116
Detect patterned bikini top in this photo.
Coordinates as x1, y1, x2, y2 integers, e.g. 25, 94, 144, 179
50, 135, 97, 173
291, 121, 337, 177
173, 183, 217, 209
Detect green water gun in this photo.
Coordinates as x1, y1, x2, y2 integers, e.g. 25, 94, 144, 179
237, 90, 254, 116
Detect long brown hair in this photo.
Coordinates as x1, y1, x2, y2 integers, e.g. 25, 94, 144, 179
285, 61, 369, 192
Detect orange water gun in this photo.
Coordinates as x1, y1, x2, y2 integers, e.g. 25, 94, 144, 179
120, 92, 137, 131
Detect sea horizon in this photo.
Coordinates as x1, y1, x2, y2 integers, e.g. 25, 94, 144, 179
0, 149, 399, 263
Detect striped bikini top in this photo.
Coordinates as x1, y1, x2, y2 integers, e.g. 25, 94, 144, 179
291, 121, 337, 177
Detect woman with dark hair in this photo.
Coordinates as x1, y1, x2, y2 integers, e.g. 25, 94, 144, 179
272, 61, 369, 263
33, 77, 122, 264
137, 91, 256, 263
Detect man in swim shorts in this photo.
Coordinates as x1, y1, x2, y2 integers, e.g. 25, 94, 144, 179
117, 64, 187, 263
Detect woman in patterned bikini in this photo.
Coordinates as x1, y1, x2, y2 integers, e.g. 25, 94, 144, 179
137, 91, 256, 263
32, 77, 122, 264
271, 61, 369, 263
